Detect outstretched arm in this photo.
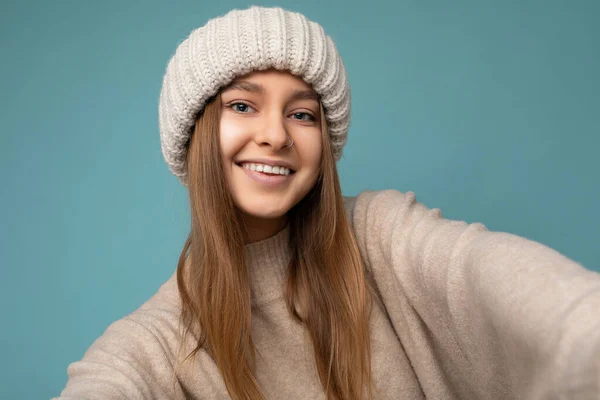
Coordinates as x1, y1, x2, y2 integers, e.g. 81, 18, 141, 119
352, 190, 600, 399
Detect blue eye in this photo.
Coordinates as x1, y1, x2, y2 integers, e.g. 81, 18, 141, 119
230, 102, 255, 113
292, 112, 315, 121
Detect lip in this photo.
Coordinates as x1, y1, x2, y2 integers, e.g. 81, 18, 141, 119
235, 157, 295, 172
238, 164, 292, 187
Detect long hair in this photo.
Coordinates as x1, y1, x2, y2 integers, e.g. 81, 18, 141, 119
175, 93, 375, 400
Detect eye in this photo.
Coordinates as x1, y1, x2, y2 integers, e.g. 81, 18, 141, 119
291, 112, 315, 122
229, 102, 256, 113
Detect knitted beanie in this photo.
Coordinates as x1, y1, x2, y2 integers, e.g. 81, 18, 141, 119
158, 6, 350, 185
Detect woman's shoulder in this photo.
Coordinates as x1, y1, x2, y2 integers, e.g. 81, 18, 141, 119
343, 189, 420, 225
343, 188, 417, 206
131, 271, 181, 327
56, 272, 186, 399
95, 272, 182, 351
77, 271, 183, 364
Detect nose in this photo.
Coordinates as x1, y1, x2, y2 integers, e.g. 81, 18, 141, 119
254, 110, 290, 151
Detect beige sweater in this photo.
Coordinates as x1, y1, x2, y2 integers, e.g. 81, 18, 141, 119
55, 190, 600, 399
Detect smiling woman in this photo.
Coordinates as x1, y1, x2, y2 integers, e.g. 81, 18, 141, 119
178, 66, 372, 399
54, 5, 600, 400
218, 71, 324, 239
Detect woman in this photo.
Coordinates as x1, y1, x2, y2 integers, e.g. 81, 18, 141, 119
56, 6, 600, 400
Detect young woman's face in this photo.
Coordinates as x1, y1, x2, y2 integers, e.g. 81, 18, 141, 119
219, 69, 323, 225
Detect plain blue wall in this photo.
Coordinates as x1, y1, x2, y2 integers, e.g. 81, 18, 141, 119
1, 0, 598, 398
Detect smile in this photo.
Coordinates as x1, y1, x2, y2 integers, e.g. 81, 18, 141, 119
236, 163, 294, 186
240, 162, 292, 176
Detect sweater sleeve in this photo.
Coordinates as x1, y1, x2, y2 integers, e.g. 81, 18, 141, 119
351, 189, 600, 400
53, 277, 187, 400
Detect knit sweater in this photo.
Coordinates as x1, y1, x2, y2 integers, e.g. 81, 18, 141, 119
55, 190, 600, 399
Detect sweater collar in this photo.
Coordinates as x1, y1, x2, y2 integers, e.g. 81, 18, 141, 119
245, 225, 291, 305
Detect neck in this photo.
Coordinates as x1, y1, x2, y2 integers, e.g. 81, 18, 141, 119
240, 213, 287, 244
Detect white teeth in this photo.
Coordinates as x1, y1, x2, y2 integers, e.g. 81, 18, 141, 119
240, 163, 291, 176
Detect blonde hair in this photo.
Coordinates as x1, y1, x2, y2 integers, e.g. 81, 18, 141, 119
174, 93, 375, 400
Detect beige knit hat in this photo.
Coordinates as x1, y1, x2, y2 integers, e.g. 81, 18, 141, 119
158, 6, 350, 185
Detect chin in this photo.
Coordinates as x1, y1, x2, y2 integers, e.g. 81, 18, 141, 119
239, 204, 290, 220
248, 213, 287, 222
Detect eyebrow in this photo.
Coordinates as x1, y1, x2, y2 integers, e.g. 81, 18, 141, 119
222, 80, 320, 103
223, 81, 264, 94
289, 88, 320, 103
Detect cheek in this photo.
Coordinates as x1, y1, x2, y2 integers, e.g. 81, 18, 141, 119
299, 132, 323, 171
219, 118, 246, 160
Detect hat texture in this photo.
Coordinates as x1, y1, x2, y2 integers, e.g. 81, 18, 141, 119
158, 6, 350, 185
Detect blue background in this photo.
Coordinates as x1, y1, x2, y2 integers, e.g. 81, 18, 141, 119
1, 0, 598, 398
